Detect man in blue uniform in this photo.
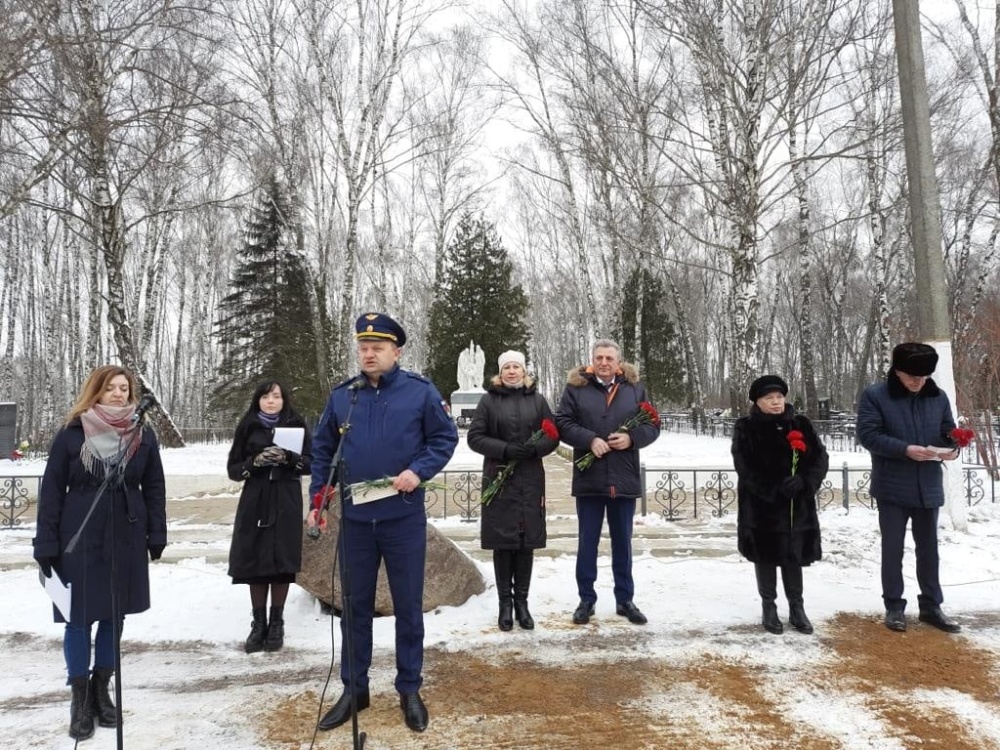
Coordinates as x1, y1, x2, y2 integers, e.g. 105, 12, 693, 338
312, 312, 458, 734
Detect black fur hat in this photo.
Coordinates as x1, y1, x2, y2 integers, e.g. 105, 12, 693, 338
748, 374, 788, 402
891, 342, 938, 376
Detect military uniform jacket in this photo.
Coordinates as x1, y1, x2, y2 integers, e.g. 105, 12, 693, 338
310, 364, 458, 522
226, 415, 312, 580
467, 382, 559, 550
33, 421, 166, 625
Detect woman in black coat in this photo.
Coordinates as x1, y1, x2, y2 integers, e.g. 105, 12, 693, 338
731, 375, 829, 635
226, 381, 311, 653
468, 350, 559, 631
33, 365, 166, 740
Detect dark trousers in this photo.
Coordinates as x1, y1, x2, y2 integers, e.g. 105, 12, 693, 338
575, 495, 636, 605
878, 502, 942, 611
338, 512, 426, 694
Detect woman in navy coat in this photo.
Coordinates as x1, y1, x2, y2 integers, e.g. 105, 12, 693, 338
33, 365, 166, 740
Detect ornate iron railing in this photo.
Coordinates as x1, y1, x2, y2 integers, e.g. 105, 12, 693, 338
641, 463, 996, 521
424, 469, 483, 521
0, 474, 42, 528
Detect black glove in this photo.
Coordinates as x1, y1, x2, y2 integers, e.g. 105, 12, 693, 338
283, 450, 301, 467
148, 544, 165, 561
503, 443, 535, 461
778, 475, 806, 499
35, 555, 58, 577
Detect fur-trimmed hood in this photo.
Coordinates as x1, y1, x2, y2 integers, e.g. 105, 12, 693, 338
886, 369, 941, 399
566, 362, 640, 387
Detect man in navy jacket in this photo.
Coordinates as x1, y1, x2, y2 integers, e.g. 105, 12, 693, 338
856, 342, 962, 634
556, 339, 660, 626
311, 312, 458, 734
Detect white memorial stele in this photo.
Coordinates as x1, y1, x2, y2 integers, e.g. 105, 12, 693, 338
452, 340, 486, 423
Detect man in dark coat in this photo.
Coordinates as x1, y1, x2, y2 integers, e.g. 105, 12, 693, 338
857, 342, 962, 633
311, 312, 458, 734
555, 339, 660, 626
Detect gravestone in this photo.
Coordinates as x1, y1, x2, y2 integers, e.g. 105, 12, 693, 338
0, 403, 16, 458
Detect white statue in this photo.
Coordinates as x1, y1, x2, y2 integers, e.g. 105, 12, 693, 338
456, 340, 486, 391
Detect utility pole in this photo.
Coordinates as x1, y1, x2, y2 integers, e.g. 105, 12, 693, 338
892, 0, 964, 530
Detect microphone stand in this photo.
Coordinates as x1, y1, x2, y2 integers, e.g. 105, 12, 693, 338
66, 414, 145, 750
319, 384, 366, 749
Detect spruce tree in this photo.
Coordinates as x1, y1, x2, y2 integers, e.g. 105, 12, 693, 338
616, 267, 686, 405
210, 175, 330, 422
427, 213, 529, 398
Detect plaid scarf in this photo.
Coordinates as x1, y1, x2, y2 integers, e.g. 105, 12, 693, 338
79, 403, 142, 475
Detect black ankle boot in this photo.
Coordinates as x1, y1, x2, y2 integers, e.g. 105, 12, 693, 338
69, 675, 95, 740
90, 667, 117, 727
245, 608, 267, 653
264, 606, 285, 651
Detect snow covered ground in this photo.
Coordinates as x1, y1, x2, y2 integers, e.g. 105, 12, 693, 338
0, 431, 998, 749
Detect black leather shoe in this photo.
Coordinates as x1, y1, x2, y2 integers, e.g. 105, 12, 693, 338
400, 692, 428, 732
616, 601, 648, 625
884, 608, 906, 632
918, 606, 961, 633
572, 600, 595, 625
318, 689, 369, 731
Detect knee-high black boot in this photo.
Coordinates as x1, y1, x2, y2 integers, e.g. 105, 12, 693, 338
513, 549, 535, 630
755, 563, 783, 634
782, 564, 813, 634
69, 675, 95, 740
493, 550, 514, 631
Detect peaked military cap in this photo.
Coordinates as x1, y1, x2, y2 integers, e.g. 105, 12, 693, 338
355, 312, 406, 347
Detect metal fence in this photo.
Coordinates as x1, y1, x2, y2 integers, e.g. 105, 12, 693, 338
0, 475, 41, 529
641, 463, 997, 521
3, 465, 996, 529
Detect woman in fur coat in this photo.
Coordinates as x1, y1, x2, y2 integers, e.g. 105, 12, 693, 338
731, 375, 829, 635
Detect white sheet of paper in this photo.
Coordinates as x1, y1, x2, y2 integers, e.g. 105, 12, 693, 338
349, 479, 399, 505
39, 569, 72, 620
926, 445, 955, 461
272, 427, 304, 454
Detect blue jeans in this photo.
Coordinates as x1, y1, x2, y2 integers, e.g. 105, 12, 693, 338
575, 495, 636, 605
878, 502, 942, 611
64, 619, 120, 682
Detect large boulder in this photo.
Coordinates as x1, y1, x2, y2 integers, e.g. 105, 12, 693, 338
297, 512, 486, 615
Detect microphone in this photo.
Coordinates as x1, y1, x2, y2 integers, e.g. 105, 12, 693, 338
347, 379, 367, 391
132, 393, 157, 423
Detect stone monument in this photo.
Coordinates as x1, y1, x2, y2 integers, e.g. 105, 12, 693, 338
451, 340, 486, 424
